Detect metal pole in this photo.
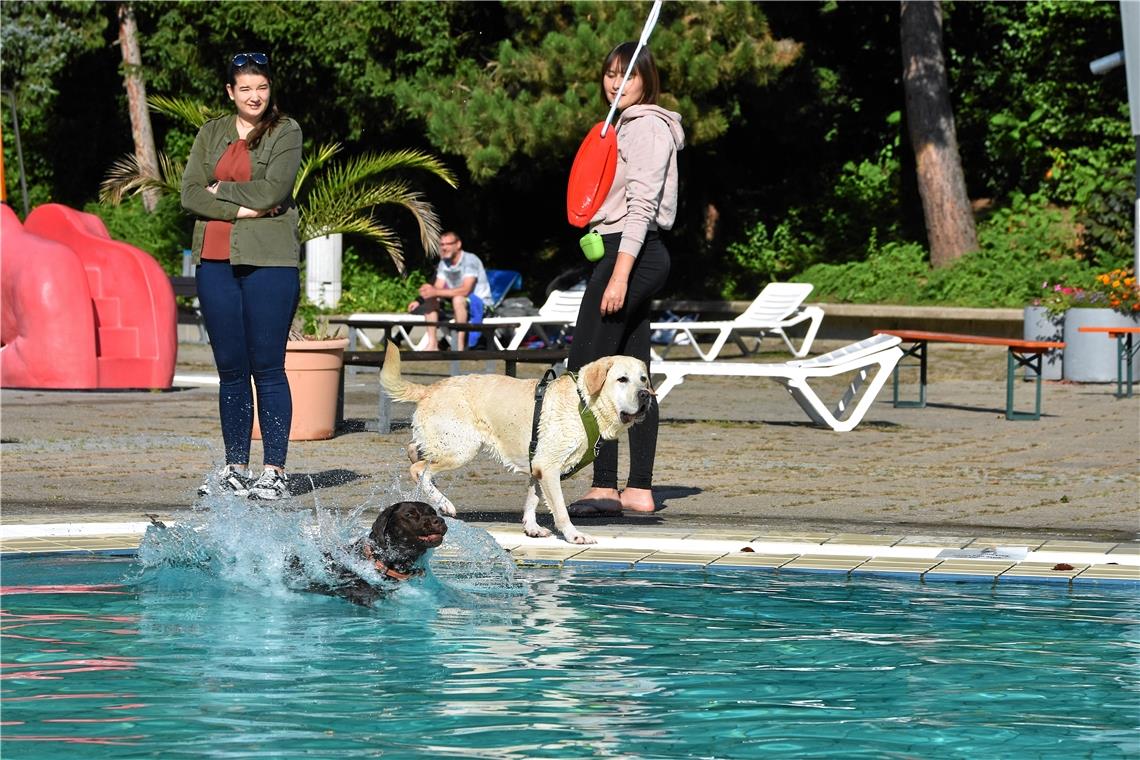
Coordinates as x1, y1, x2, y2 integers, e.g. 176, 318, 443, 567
1119, 0, 1139, 276
1, 89, 30, 217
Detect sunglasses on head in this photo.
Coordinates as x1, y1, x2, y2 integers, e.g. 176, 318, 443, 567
232, 52, 269, 67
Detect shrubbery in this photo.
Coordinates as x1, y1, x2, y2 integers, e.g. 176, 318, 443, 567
797, 192, 1097, 307
334, 247, 421, 313
84, 194, 190, 275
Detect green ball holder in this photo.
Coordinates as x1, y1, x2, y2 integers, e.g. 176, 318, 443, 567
579, 231, 605, 262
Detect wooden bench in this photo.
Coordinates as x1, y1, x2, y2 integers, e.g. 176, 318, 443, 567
327, 315, 521, 356
339, 347, 569, 432
1078, 326, 1140, 398
873, 329, 1065, 421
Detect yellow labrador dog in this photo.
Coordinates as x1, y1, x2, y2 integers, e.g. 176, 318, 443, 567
379, 343, 653, 544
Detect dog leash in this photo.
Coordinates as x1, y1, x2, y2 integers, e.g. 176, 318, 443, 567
528, 369, 601, 479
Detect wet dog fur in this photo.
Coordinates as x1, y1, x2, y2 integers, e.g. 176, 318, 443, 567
379, 343, 653, 544
144, 502, 446, 607
299, 500, 447, 606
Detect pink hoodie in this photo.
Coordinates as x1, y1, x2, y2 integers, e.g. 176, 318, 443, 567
590, 104, 686, 258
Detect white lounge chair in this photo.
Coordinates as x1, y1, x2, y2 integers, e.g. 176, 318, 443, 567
650, 334, 903, 432
650, 282, 824, 361
338, 313, 430, 351
483, 289, 585, 350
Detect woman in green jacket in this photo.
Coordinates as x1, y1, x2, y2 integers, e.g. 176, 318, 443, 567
181, 52, 302, 501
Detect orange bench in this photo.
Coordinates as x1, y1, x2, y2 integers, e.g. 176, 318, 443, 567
873, 329, 1065, 421
1077, 326, 1140, 398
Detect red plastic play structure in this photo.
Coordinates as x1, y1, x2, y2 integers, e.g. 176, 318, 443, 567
0, 203, 177, 389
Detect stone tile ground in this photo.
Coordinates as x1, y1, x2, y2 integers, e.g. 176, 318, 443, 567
1, 340, 1136, 542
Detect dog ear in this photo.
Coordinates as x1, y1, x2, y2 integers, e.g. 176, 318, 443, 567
583, 357, 613, 397
368, 503, 400, 548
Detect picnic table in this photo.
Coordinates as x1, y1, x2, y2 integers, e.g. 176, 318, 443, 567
327, 315, 520, 352
1077, 326, 1140, 398
338, 347, 568, 431
873, 329, 1065, 421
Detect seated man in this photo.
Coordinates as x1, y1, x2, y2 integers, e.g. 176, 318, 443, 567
407, 230, 493, 350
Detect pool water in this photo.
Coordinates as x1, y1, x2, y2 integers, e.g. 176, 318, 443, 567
2, 531, 1138, 757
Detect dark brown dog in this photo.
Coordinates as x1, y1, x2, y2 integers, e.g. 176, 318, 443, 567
300, 500, 447, 606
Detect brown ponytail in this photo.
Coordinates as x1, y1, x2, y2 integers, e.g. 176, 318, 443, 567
247, 103, 283, 150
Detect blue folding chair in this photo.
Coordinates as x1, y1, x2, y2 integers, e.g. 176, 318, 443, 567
466, 269, 522, 348
485, 269, 523, 312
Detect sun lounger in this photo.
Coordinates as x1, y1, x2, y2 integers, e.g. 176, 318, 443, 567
650, 334, 903, 432
650, 282, 824, 360
331, 313, 430, 350
483, 289, 585, 350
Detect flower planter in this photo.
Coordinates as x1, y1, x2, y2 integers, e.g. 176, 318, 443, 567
253, 337, 348, 441
1022, 305, 1063, 380
305, 233, 343, 308
1061, 308, 1140, 383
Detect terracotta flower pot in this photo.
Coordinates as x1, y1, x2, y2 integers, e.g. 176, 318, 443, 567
253, 337, 348, 441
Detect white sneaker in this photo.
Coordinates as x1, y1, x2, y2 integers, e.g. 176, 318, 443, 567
247, 468, 290, 500
198, 465, 253, 497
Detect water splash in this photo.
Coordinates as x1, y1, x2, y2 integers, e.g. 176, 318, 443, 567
430, 518, 525, 598
136, 487, 524, 604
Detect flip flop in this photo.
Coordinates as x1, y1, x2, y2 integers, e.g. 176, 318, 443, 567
567, 498, 624, 517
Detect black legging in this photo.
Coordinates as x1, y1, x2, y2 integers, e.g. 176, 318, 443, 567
567, 231, 670, 490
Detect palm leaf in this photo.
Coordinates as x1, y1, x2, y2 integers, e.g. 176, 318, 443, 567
298, 149, 454, 267
148, 95, 225, 128
303, 214, 406, 274
294, 143, 342, 198
312, 149, 458, 198
99, 152, 183, 205
301, 177, 443, 265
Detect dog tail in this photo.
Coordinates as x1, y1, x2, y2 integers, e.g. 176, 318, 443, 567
379, 342, 429, 403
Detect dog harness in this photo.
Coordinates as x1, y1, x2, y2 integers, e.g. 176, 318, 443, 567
361, 541, 422, 582
529, 369, 601, 480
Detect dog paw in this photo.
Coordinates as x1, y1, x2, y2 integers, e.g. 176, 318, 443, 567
437, 503, 457, 517
524, 523, 552, 538
566, 531, 597, 545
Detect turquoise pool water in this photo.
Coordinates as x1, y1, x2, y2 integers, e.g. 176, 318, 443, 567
2, 539, 1137, 759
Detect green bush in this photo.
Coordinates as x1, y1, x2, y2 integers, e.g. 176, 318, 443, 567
798, 192, 1095, 307
723, 137, 904, 298
85, 195, 190, 275
725, 213, 817, 286
923, 247, 1089, 308
1043, 140, 1133, 270
798, 239, 928, 304
817, 141, 903, 260
335, 247, 421, 313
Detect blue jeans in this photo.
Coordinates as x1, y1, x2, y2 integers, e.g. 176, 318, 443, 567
196, 261, 300, 469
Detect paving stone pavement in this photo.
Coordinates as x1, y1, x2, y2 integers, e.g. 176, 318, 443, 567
1, 340, 1137, 542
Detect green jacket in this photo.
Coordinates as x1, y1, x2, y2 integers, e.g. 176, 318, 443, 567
181, 115, 303, 267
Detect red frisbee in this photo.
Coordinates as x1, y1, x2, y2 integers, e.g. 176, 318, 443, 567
566, 121, 617, 228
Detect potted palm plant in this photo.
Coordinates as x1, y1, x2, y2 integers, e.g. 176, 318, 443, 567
101, 96, 457, 439
252, 302, 349, 441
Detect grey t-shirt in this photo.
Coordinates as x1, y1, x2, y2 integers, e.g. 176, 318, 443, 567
436, 250, 493, 304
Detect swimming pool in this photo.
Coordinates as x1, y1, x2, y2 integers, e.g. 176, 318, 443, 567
3, 530, 1138, 758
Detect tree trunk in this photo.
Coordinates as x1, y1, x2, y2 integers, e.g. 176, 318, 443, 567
118, 3, 159, 213
900, 0, 977, 268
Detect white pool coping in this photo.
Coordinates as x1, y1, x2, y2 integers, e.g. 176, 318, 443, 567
3, 520, 1137, 571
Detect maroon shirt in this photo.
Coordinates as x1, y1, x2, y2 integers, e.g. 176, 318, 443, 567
201, 140, 252, 261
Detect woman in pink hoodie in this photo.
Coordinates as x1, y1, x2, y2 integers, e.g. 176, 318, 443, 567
567, 42, 685, 516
